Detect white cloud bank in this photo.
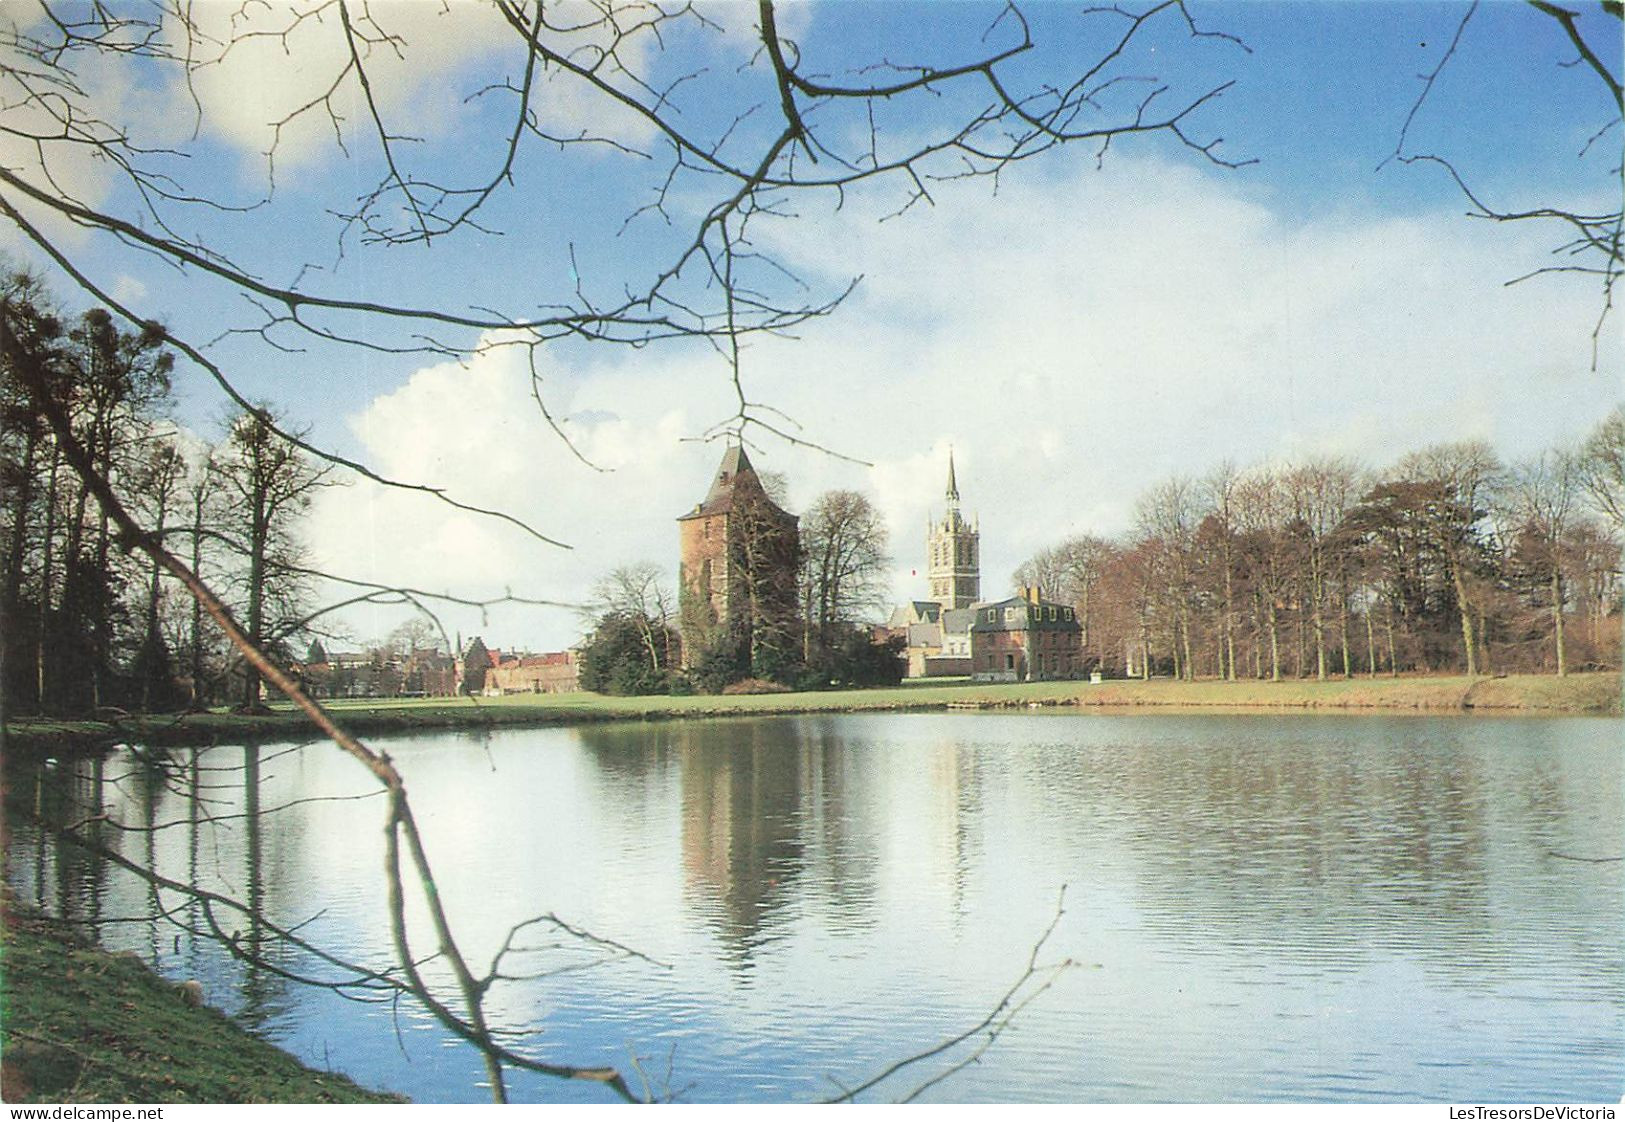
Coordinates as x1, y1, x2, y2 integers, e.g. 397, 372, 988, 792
309, 155, 1620, 650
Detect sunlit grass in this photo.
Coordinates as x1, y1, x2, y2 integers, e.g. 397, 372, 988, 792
5, 672, 1616, 754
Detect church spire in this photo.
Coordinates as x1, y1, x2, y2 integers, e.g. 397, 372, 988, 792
927, 443, 979, 610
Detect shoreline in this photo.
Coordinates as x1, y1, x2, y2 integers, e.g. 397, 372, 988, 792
3, 672, 1617, 755
0, 903, 400, 1103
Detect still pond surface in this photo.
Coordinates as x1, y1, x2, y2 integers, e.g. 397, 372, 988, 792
9, 713, 1622, 1103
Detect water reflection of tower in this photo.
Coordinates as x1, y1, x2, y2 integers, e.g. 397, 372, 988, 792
677, 721, 807, 963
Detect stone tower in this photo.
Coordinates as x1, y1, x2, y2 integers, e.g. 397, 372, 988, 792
677, 445, 800, 669
927, 448, 980, 610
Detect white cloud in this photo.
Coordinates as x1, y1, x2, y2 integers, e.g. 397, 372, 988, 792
306, 333, 714, 646
170, 1, 692, 175
310, 154, 1620, 650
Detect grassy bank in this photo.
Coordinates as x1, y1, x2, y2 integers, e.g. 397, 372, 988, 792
0, 904, 399, 1103
3, 672, 1616, 755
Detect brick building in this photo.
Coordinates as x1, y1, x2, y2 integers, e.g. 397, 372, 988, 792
485, 651, 580, 695
677, 446, 800, 670
970, 587, 1084, 682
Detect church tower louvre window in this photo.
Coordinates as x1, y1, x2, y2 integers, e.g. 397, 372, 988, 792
926, 447, 980, 611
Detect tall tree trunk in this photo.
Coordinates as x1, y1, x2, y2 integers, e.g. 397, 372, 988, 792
35, 449, 59, 711
1267, 597, 1281, 682
243, 483, 267, 710
1311, 555, 1327, 681
141, 487, 169, 711
189, 496, 206, 709
1451, 568, 1478, 676
1550, 567, 1567, 677
1337, 590, 1351, 678
1293, 599, 1306, 679
92, 504, 111, 709
1221, 564, 1236, 681
1364, 601, 1377, 678
4, 422, 37, 627
1385, 599, 1399, 677
5, 423, 38, 710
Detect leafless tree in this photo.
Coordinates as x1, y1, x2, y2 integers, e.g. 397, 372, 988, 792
131, 439, 186, 710
1283, 457, 1360, 681
210, 409, 335, 711
1199, 461, 1243, 681
1389, 0, 1622, 366
1016, 535, 1115, 659
1576, 405, 1625, 531
589, 561, 677, 672
1393, 440, 1504, 676
1234, 465, 1293, 682
801, 490, 890, 640
1136, 476, 1199, 679
1505, 448, 1582, 676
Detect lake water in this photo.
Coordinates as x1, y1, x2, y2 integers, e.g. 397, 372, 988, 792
7, 713, 1622, 1103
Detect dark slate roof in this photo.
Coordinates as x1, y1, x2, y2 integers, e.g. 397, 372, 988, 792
968, 596, 1082, 633
908, 600, 942, 623
678, 445, 795, 522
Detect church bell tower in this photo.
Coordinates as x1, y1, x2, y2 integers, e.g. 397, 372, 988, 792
927, 448, 980, 610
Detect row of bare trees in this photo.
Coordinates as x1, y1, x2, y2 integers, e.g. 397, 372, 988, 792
1, 278, 329, 716
1017, 416, 1624, 681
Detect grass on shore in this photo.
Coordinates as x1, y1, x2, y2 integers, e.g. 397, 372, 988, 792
3, 672, 1617, 755
0, 904, 400, 1103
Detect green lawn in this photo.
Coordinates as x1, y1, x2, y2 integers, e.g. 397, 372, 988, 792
4, 672, 1617, 755
0, 905, 400, 1103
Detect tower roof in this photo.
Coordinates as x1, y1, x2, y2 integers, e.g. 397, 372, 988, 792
704, 444, 755, 508
679, 444, 794, 522
946, 447, 959, 504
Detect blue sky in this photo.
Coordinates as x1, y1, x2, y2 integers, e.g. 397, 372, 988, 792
3, 0, 1619, 650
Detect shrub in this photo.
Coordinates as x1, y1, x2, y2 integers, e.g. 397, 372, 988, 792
720, 677, 791, 695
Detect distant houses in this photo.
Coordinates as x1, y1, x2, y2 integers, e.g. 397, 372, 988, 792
300, 640, 458, 699
299, 636, 579, 698
483, 650, 580, 695
459, 638, 581, 696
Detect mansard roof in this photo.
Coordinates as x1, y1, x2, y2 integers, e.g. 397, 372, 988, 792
968, 595, 1081, 633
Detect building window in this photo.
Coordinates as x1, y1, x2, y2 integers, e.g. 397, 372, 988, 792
1004, 607, 1016, 622
1065, 607, 1073, 620
1048, 606, 1056, 621
1005, 653, 1015, 670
